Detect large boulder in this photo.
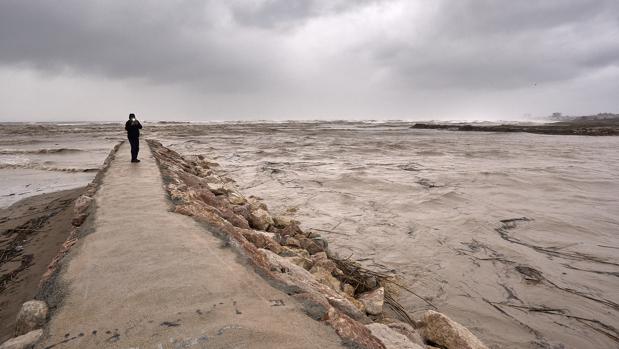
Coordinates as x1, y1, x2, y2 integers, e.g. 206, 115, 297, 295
279, 236, 302, 248
272, 215, 293, 228
15, 301, 48, 336
287, 256, 313, 270
0, 329, 43, 349
386, 322, 425, 346
293, 292, 332, 320
359, 287, 384, 315
247, 196, 268, 211
248, 208, 274, 231
227, 192, 246, 205
205, 178, 232, 195
279, 246, 310, 259
311, 253, 339, 274
310, 266, 341, 292
260, 249, 368, 322
73, 195, 92, 215
278, 221, 304, 236
327, 309, 385, 349
365, 323, 424, 349
232, 204, 252, 221
300, 237, 325, 255
420, 310, 488, 349
72, 195, 93, 226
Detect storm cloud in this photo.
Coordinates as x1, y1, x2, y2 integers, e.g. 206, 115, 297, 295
1, 0, 618, 120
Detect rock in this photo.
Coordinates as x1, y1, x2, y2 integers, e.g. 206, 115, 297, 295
324, 295, 368, 322
260, 249, 368, 322
73, 195, 93, 215
178, 171, 206, 188
0, 329, 43, 349
306, 230, 321, 238
279, 247, 310, 259
247, 196, 268, 211
386, 322, 425, 347
300, 237, 325, 255
248, 208, 274, 231
265, 239, 284, 254
359, 287, 384, 315
280, 236, 302, 248
343, 294, 367, 314
311, 266, 341, 292
326, 247, 342, 260
205, 180, 228, 195
278, 221, 304, 236
72, 195, 93, 226
238, 229, 282, 254
365, 323, 424, 349
312, 236, 328, 249
311, 254, 338, 274
15, 301, 48, 336
342, 283, 356, 297
196, 188, 220, 206
272, 215, 293, 228
365, 276, 378, 289
293, 292, 333, 320
287, 256, 313, 270
420, 310, 489, 349
213, 205, 250, 229
311, 251, 328, 261
232, 204, 252, 221
327, 309, 385, 349
227, 192, 246, 205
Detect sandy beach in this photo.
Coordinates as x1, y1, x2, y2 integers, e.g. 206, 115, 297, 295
0, 188, 82, 342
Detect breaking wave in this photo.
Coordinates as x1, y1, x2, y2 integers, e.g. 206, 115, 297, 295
0, 148, 84, 155
0, 163, 99, 173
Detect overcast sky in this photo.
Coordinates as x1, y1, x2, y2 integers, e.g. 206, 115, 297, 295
1, 0, 618, 121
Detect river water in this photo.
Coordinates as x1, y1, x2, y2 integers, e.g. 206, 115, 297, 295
2, 121, 618, 348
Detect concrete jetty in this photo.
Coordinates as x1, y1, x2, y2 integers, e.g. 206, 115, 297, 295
37, 142, 345, 348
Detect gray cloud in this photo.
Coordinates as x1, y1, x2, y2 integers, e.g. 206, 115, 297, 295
367, 0, 619, 89
0, 0, 617, 120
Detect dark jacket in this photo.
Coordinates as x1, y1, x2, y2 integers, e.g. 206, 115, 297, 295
125, 119, 143, 138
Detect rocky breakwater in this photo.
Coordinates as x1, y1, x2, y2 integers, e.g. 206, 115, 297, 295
147, 139, 490, 349
0, 142, 122, 349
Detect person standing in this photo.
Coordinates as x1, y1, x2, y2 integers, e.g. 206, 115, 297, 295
125, 113, 143, 163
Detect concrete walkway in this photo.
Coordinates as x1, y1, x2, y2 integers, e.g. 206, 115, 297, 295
39, 142, 345, 349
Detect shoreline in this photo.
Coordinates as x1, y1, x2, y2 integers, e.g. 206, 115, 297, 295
411, 120, 619, 136
0, 188, 83, 343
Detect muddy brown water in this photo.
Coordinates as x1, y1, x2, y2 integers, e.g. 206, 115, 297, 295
1, 122, 617, 348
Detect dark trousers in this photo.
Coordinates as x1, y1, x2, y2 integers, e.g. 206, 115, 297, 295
128, 137, 139, 161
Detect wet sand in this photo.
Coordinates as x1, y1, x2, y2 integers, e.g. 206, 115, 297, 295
0, 188, 82, 342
